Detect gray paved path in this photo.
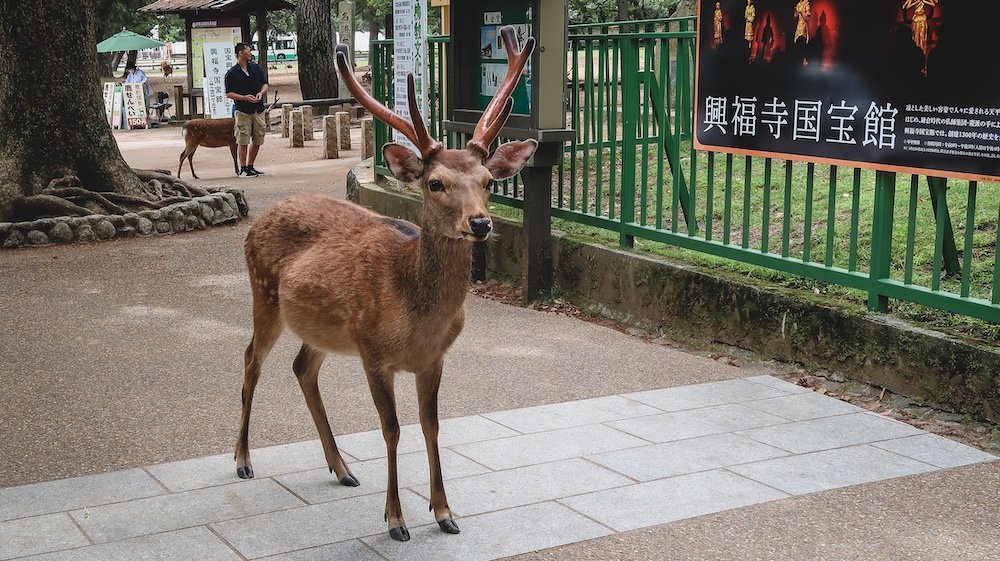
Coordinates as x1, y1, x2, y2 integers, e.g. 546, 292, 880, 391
1, 375, 994, 560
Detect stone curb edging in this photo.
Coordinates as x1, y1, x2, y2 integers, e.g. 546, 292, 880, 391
0, 188, 249, 249
347, 159, 1000, 423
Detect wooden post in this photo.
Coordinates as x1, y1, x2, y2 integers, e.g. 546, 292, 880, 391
361, 118, 374, 159
173, 85, 185, 119
336, 111, 351, 150
324, 115, 340, 159
281, 103, 292, 137
301, 105, 314, 140
290, 109, 304, 147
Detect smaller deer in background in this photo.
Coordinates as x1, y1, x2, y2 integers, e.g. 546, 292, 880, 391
160, 59, 173, 78
177, 95, 278, 179
234, 26, 536, 543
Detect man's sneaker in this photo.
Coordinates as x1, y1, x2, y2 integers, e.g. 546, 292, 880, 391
247, 165, 266, 176
238, 166, 257, 178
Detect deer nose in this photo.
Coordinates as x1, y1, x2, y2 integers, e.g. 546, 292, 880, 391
469, 216, 492, 235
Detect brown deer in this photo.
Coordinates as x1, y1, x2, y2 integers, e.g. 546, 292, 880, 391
234, 26, 536, 542
177, 96, 278, 179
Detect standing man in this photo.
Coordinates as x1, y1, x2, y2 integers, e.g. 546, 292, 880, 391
225, 42, 269, 177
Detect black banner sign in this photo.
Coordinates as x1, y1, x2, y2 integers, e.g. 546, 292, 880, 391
694, 1, 1000, 182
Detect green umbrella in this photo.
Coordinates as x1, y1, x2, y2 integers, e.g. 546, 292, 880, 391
96, 29, 166, 53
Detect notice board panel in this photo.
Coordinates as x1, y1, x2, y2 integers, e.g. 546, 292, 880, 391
694, 0, 1000, 182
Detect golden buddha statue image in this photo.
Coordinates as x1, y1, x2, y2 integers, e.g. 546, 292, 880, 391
903, 0, 936, 55
744, 0, 756, 47
713, 2, 724, 47
794, 0, 811, 43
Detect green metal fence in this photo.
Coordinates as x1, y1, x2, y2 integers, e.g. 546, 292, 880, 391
370, 19, 1000, 325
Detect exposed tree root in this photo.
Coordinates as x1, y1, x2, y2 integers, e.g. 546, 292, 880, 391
5, 169, 216, 222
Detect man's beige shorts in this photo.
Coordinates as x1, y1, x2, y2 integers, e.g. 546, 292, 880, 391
234, 111, 265, 145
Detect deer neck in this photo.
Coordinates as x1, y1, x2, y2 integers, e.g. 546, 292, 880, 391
398, 225, 471, 318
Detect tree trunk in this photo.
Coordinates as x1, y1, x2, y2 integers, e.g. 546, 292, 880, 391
369, 19, 380, 47
125, 50, 138, 72
255, 11, 269, 83
296, 0, 339, 99
617, 0, 628, 21
0, 0, 147, 221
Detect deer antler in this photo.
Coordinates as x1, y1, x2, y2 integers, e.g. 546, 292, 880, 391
336, 49, 441, 160
264, 91, 280, 113
467, 25, 535, 157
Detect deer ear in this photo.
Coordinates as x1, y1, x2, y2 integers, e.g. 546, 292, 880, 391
485, 139, 538, 180
383, 143, 425, 183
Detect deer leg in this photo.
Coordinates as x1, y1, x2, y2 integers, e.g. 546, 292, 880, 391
417, 360, 459, 534
364, 365, 408, 541
177, 149, 187, 178
292, 343, 359, 486
187, 146, 199, 179
234, 300, 282, 479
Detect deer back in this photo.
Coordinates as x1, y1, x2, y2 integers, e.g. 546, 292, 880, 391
182, 118, 236, 148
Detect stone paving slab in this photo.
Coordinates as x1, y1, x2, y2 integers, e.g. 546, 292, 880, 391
275, 449, 491, 504
70, 478, 304, 543
587, 433, 790, 481
1, 376, 995, 561
606, 403, 789, 443
0, 515, 89, 561
336, 416, 519, 461
16, 527, 240, 561
482, 395, 662, 434
210, 491, 428, 559
558, 469, 790, 532
450, 424, 650, 471
363, 502, 614, 561
727, 445, 938, 495
0, 468, 164, 523
147, 439, 348, 493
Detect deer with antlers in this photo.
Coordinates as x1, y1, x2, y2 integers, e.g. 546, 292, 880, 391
234, 26, 536, 542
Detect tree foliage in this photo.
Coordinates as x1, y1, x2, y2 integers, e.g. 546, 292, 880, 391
569, 0, 682, 24
94, 0, 184, 76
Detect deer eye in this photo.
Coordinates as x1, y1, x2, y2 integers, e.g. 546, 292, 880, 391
428, 179, 444, 192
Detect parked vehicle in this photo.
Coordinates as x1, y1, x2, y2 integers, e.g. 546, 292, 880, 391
252, 35, 297, 62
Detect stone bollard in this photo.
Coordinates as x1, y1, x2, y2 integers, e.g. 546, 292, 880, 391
323, 115, 339, 159
290, 109, 304, 147
336, 111, 352, 151
281, 104, 293, 138
301, 105, 314, 141
361, 118, 374, 159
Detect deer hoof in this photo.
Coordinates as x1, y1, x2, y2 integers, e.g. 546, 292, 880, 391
438, 519, 460, 534
236, 465, 254, 479
388, 525, 410, 542
339, 473, 360, 487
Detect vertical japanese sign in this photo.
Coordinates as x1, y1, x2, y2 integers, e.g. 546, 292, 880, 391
338, 1, 356, 99
103, 82, 116, 126
393, 0, 427, 155
191, 25, 242, 89
695, 1, 1000, 182
203, 42, 237, 119
122, 83, 149, 129
111, 84, 124, 130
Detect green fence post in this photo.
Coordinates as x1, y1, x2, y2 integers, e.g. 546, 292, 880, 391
868, 171, 897, 312
619, 37, 638, 248
926, 176, 961, 276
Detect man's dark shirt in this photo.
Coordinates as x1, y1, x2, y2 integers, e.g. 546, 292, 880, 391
224, 62, 267, 114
